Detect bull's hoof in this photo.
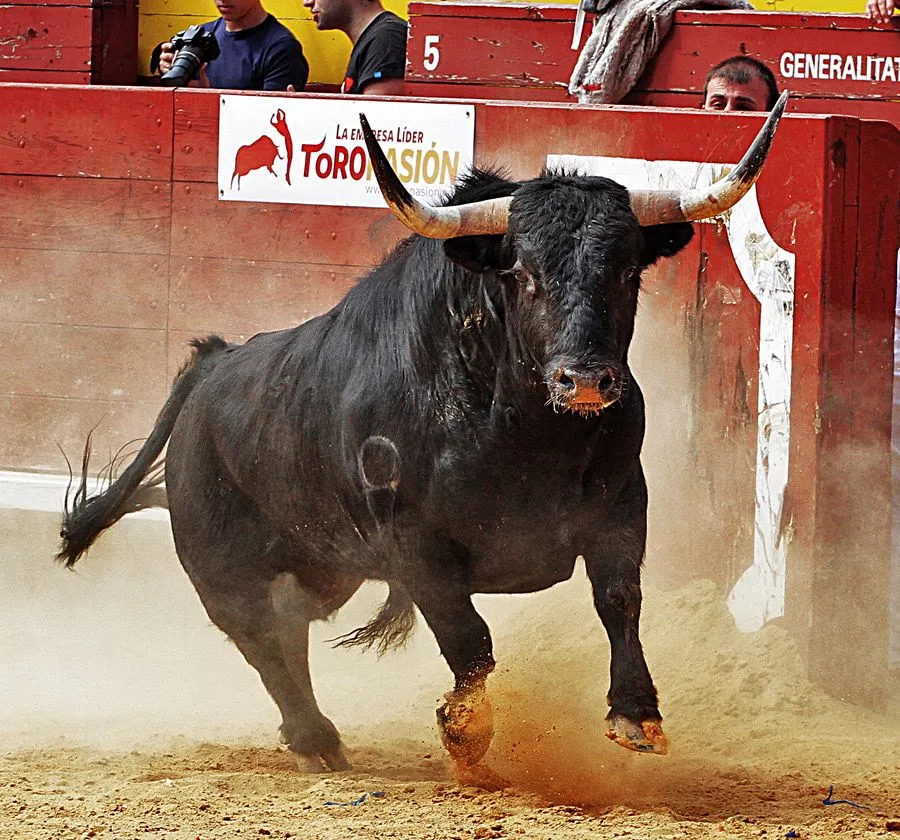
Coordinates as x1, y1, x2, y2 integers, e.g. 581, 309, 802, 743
292, 751, 328, 773
322, 744, 352, 771
289, 744, 352, 773
437, 687, 494, 766
279, 718, 352, 772
453, 761, 509, 791
605, 715, 668, 755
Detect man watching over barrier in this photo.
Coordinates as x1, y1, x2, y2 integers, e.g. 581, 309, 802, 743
155, 0, 309, 90
304, 0, 407, 95
702, 56, 780, 112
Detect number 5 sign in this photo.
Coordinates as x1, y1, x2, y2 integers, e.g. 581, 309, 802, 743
423, 34, 441, 71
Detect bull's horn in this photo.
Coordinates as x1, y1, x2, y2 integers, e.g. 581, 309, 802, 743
360, 113, 511, 238
629, 89, 789, 226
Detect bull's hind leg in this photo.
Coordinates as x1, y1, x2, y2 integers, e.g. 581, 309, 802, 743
171, 495, 360, 772
189, 568, 360, 771
189, 568, 355, 771
268, 571, 362, 771
583, 465, 667, 756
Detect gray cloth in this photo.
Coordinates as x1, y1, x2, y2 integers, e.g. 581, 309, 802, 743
569, 0, 751, 104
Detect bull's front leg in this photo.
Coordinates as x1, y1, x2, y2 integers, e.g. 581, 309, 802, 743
401, 550, 496, 769
415, 589, 496, 766
583, 467, 667, 756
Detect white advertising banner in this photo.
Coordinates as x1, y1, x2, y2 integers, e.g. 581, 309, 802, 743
217, 96, 475, 207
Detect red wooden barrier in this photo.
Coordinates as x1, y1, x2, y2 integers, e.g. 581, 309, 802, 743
0, 0, 138, 85
406, 5, 900, 125
0, 82, 896, 707
634, 11, 900, 123
406, 3, 581, 100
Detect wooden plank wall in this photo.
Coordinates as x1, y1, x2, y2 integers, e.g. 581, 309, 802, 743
405, 6, 900, 126
0, 86, 172, 466
0, 83, 896, 706
0, 84, 386, 468
0, 0, 138, 84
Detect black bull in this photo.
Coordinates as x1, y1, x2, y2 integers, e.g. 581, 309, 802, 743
58, 100, 786, 774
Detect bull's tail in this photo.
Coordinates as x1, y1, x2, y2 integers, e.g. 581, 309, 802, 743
331, 583, 416, 655
57, 335, 229, 568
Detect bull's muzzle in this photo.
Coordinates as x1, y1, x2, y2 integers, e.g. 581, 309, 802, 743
550, 365, 622, 415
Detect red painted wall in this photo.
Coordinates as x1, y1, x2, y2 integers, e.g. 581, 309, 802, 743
0, 0, 138, 85
0, 83, 896, 705
406, 6, 900, 125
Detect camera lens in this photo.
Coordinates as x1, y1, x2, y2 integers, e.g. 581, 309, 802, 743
160, 47, 204, 87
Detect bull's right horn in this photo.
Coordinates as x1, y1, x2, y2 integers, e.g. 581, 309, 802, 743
360, 113, 511, 239
629, 89, 789, 226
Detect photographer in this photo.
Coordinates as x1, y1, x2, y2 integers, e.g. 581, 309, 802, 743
155, 0, 309, 90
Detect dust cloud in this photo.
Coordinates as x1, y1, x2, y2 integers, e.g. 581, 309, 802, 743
1, 301, 898, 838
0, 508, 452, 753
487, 572, 900, 810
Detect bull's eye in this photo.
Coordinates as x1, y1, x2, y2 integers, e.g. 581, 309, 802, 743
504, 263, 539, 300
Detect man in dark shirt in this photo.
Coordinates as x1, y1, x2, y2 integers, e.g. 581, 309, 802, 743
156, 0, 308, 91
303, 0, 407, 95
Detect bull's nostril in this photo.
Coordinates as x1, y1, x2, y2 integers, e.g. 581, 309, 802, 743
556, 373, 575, 392
597, 369, 616, 394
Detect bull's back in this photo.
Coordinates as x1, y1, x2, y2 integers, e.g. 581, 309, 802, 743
166, 322, 347, 522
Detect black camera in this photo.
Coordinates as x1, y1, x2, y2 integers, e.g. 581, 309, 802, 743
159, 25, 220, 87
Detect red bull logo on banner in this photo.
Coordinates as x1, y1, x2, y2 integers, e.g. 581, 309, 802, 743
230, 109, 294, 190
218, 97, 475, 207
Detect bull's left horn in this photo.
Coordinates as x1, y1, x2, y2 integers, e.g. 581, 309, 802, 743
629, 89, 789, 226
360, 114, 511, 238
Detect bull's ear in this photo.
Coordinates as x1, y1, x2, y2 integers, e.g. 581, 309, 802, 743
444, 235, 513, 274
639, 222, 694, 268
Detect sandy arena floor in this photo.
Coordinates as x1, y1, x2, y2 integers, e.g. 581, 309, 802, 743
2, 512, 898, 840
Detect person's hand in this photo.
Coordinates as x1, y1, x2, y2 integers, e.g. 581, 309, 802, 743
286, 84, 296, 93
866, 0, 895, 23
157, 41, 176, 75
154, 39, 210, 86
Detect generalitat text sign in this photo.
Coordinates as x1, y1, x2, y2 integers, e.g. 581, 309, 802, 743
217, 97, 475, 207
